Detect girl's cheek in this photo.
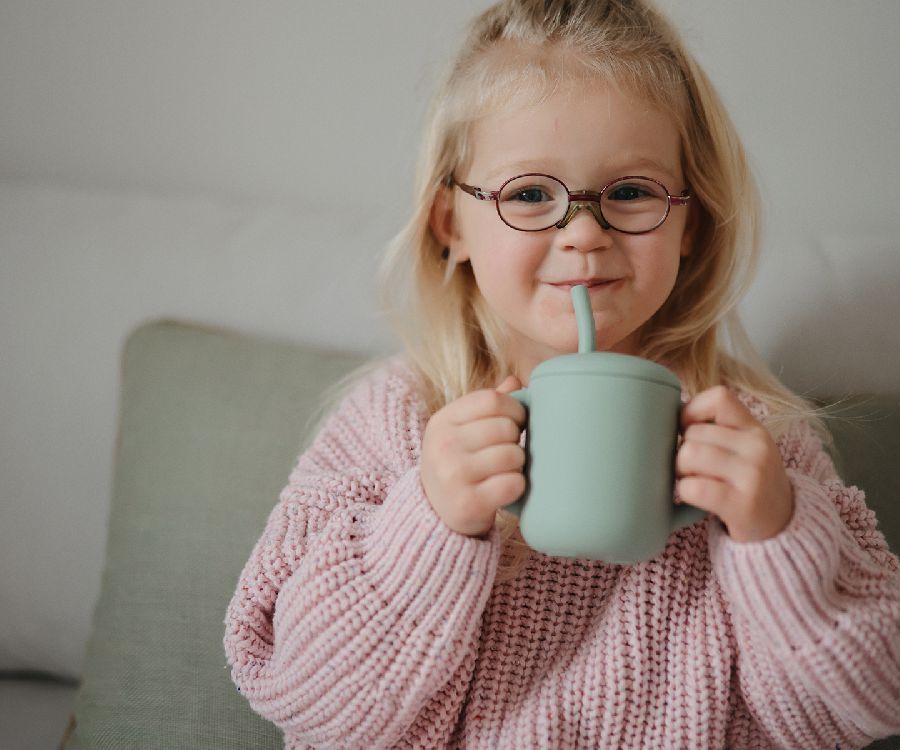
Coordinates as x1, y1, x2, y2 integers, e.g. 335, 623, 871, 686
493, 239, 546, 268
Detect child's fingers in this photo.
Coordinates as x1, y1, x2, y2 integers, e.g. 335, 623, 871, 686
457, 416, 522, 451
463, 443, 525, 483
447, 382, 526, 426
681, 385, 756, 430
683, 423, 771, 479
676, 391, 794, 543
676, 476, 729, 515
476, 471, 527, 510
495, 374, 522, 393
676, 440, 745, 485
682, 422, 742, 453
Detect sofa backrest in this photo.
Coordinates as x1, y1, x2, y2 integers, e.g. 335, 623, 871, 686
66, 319, 368, 749
64, 319, 900, 748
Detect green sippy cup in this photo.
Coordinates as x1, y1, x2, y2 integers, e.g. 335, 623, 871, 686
506, 284, 706, 563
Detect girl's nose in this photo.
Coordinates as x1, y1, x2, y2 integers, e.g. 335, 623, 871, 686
556, 202, 614, 253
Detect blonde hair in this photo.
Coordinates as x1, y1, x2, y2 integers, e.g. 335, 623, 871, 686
313, 0, 828, 580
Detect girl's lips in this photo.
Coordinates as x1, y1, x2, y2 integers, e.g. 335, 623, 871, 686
548, 279, 622, 291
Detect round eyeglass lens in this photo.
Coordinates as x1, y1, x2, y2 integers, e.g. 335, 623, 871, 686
497, 174, 568, 230
600, 177, 670, 233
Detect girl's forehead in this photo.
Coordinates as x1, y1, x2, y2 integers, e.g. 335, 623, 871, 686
475, 77, 664, 125
463, 80, 683, 182
463, 59, 595, 123
447, 41, 689, 179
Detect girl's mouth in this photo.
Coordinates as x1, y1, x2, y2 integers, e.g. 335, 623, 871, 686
548, 279, 622, 291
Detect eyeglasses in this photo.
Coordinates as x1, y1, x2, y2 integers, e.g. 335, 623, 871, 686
449, 172, 691, 234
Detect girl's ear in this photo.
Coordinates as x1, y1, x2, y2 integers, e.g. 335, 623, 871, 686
429, 185, 466, 259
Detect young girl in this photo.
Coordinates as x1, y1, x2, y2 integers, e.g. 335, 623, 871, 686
224, 1, 900, 747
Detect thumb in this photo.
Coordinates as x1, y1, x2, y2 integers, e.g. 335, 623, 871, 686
495, 374, 522, 393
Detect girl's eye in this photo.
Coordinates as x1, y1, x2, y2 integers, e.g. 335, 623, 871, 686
498, 175, 565, 208
608, 184, 648, 201
512, 187, 551, 203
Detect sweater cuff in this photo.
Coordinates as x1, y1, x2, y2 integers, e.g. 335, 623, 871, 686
362, 466, 501, 622
709, 469, 845, 653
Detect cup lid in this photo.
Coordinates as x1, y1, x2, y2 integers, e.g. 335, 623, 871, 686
530, 352, 681, 391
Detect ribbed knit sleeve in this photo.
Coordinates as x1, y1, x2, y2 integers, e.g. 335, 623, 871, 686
709, 417, 900, 748
223, 362, 501, 749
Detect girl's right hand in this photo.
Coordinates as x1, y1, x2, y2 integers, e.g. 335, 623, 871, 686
420, 375, 527, 537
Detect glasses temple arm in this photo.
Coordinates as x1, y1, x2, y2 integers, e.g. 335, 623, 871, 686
448, 177, 497, 201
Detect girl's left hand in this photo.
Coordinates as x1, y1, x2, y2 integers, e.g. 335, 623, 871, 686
676, 385, 794, 543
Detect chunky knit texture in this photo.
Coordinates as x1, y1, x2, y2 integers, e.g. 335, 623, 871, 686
224, 356, 900, 749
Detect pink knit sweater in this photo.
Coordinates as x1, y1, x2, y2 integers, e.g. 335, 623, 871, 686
224, 356, 900, 749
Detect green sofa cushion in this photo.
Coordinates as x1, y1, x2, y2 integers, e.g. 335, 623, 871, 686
825, 396, 900, 555
65, 320, 368, 749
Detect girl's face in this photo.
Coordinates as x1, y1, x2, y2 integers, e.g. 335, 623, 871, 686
432, 79, 694, 383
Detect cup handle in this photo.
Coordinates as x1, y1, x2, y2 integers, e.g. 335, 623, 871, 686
508, 387, 530, 409
504, 388, 530, 518
671, 502, 707, 530
672, 400, 707, 530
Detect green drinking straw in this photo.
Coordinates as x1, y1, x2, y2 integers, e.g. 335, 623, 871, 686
572, 285, 596, 354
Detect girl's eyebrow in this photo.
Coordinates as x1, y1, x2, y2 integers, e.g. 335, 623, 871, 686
479, 156, 679, 185
619, 156, 678, 177
481, 159, 561, 184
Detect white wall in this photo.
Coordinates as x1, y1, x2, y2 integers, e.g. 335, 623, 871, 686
1, 1, 899, 678
669, 0, 900, 397
4, 2, 899, 236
